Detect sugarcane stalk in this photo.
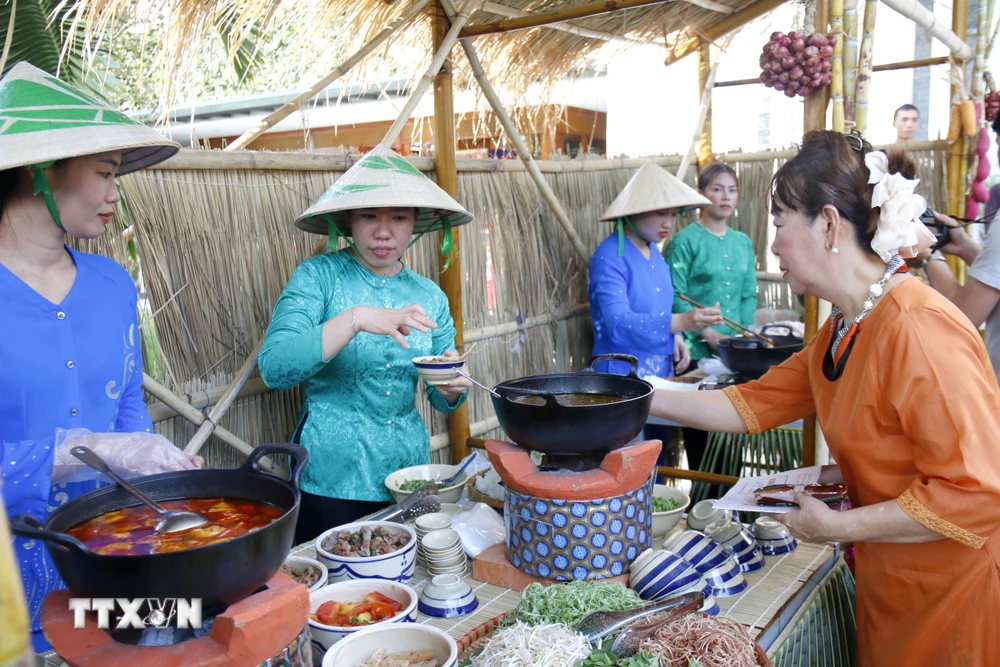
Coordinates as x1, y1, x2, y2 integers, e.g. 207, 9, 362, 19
831, 0, 845, 131
843, 0, 859, 121
973, 0, 988, 105
854, 0, 877, 135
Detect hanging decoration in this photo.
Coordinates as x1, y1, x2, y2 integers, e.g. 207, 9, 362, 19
758, 31, 836, 98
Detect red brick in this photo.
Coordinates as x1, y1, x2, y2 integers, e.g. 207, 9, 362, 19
43, 572, 309, 667
472, 543, 631, 591
484, 439, 661, 500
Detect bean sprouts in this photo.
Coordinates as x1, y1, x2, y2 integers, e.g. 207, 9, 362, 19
469, 622, 590, 667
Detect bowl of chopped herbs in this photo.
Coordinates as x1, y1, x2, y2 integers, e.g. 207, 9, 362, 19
651, 484, 690, 539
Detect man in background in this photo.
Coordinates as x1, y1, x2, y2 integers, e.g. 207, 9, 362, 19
893, 104, 920, 142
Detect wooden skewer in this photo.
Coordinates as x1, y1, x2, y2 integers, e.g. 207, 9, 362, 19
677, 294, 775, 347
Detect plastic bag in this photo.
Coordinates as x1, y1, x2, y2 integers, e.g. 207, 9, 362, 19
451, 502, 505, 558
52, 428, 201, 484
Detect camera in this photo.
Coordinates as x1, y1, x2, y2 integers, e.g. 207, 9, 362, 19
920, 208, 951, 251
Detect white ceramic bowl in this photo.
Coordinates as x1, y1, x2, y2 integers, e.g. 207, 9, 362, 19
650, 484, 691, 539
685, 542, 733, 574
417, 574, 479, 618
662, 530, 718, 566
686, 500, 737, 532
422, 528, 461, 551
282, 555, 328, 593
308, 579, 418, 662
416, 512, 453, 534
316, 521, 417, 584
385, 464, 469, 504
412, 355, 467, 386
738, 549, 766, 573
751, 517, 791, 541
322, 623, 460, 667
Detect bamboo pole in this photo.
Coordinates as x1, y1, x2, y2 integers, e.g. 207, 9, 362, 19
800, 0, 830, 471
440, 0, 591, 263
226, 0, 430, 151
465, 303, 590, 342
714, 56, 948, 87
974, 3, 988, 105
831, 0, 845, 131
879, 0, 973, 60
476, 1, 655, 45
663, 0, 790, 66
657, 466, 740, 487
947, 1, 969, 219
696, 39, 714, 169
432, 0, 471, 466
678, 35, 732, 179
459, 0, 672, 38
381, 0, 474, 147
431, 417, 499, 452
0, 0, 16, 76
142, 373, 278, 473
184, 339, 262, 456
148, 377, 270, 423
843, 0, 859, 120
854, 0, 877, 135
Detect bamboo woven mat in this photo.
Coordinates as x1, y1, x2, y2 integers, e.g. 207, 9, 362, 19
290, 538, 836, 643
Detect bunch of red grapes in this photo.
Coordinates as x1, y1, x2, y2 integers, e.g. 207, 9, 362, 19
985, 90, 1000, 123
759, 31, 836, 99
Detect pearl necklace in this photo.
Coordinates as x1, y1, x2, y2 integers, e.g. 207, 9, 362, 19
830, 254, 905, 360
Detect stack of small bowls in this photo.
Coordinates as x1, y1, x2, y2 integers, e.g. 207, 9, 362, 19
751, 517, 798, 555
663, 530, 748, 598
705, 519, 765, 573
415, 513, 453, 567
420, 528, 467, 576
628, 549, 719, 614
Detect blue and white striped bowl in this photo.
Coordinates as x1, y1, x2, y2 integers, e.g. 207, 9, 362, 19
758, 536, 798, 555
662, 530, 719, 566
629, 549, 702, 601
702, 558, 743, 588
417, 574, 479, 619
738, 549, 766, 572
687, 542, 732, 574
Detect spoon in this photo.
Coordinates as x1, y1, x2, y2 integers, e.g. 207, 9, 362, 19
575, 592, 703, 643
441, 455, 477, 487
70, 446, 208, 534
609, 592, 704, 657
454, 369, 501, 398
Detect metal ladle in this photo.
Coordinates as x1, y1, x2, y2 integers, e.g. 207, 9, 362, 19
70, 446, 208, 534
454, 369, 501, 398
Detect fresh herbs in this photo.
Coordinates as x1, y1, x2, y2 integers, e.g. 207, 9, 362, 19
582, 649, 660, 667
652, 497, 682, 513
398, 478, 435, 492
502, 580, 644, 629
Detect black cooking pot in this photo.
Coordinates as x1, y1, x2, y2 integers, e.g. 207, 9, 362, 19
491, 353, 653, 455
716, 324, 804, 379
9, 443, 306, 609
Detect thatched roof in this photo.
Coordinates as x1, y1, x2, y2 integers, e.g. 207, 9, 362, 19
78, 0, 788, 113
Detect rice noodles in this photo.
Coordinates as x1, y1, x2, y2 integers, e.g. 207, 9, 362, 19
469, 621, 591, 667
638, 614, 757, 667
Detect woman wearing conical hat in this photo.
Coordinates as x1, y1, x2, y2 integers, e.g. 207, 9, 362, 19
0, 62, 200, 652
259, 145, 472, 539
588, 162, 724, 382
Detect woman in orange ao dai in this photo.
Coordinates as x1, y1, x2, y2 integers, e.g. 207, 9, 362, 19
648, 130, 1000, 667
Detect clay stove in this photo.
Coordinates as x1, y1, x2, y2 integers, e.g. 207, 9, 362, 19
41, 571, 310, 667
479, 439, 661, 585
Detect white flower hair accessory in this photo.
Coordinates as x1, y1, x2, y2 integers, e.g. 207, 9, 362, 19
864, 151, 936, 262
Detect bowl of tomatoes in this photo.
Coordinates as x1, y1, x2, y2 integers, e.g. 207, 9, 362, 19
308, 579, 418, 662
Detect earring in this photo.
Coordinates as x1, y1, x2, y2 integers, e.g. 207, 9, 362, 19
831, 246, 840, 255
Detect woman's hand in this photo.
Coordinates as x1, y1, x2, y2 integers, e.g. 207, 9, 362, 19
355, 304, 438, 349
673, 334, 691, 374
682, 304, 724, 331
766, 492, 839, 543
435, 351, 472, 403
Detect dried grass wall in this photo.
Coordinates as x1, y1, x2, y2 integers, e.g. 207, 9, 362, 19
71, 142, 948, 467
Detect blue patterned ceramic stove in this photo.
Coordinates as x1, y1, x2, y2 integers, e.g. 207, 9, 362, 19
485, 439, 661, 581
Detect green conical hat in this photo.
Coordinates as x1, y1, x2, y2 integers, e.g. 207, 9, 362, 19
296, 144, 473, 236
599, 161, 710, 221
0, 62, 178, 174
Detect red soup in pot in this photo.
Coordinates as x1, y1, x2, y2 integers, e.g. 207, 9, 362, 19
66, 498, 284, 556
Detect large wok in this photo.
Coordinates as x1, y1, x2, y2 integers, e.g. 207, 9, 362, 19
716, 324, 804, 379
491, 353, 653, 455
10, 443, 306, 609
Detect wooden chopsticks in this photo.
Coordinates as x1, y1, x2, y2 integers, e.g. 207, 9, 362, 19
677, 294, 775, 347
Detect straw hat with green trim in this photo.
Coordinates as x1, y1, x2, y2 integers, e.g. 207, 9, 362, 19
599, 161, 711, 222
296, 144, 473, 236
0, 62, 179, 175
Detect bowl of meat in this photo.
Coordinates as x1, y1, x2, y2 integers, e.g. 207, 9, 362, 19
315, 521, 417, 584
308, 578, 418, 662
322, 623, 459, 667
281, 555, 328, 593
